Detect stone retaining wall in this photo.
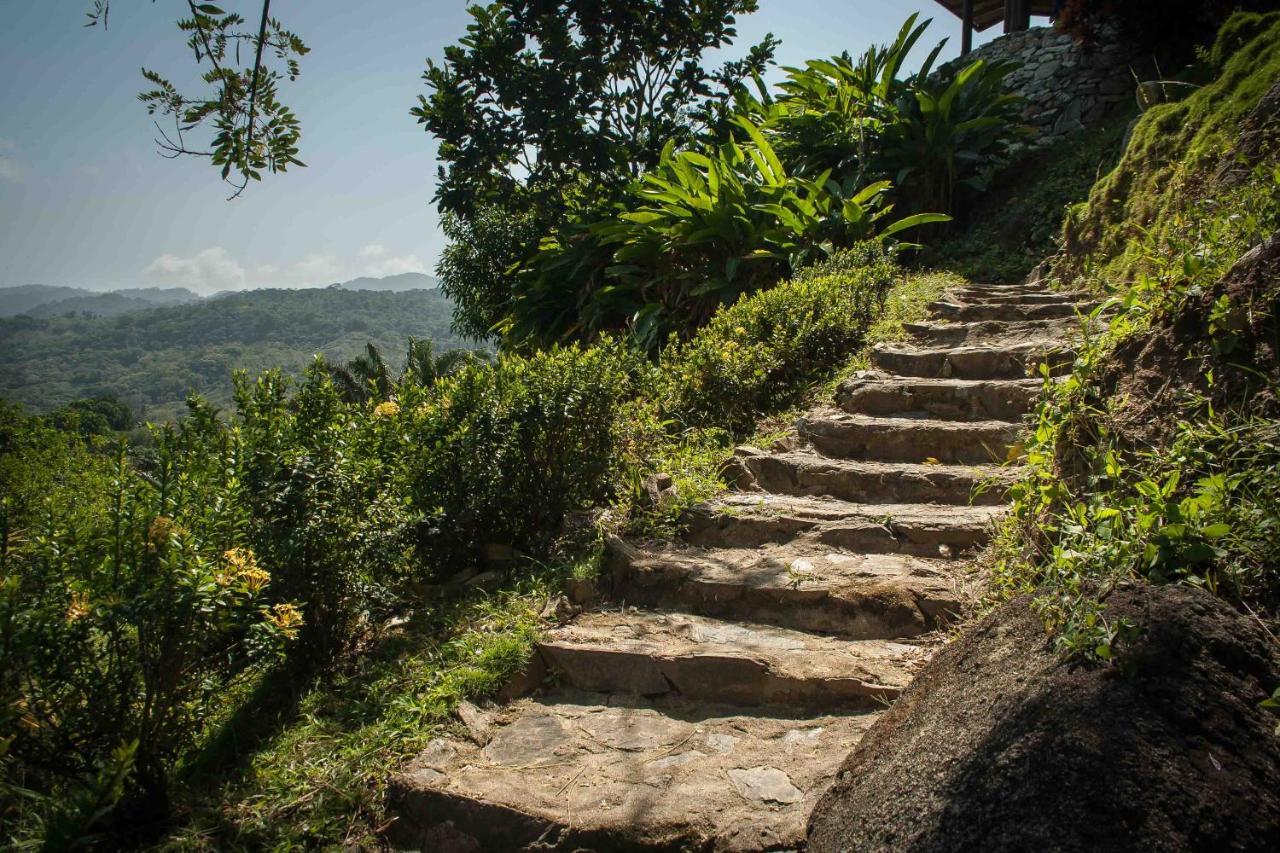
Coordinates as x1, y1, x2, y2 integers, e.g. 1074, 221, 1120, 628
942, 25, 1146, 148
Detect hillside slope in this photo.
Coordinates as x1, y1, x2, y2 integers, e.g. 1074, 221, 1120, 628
0, 287, 468, 420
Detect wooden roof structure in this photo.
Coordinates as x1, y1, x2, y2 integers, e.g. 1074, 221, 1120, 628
932, 1, 1058, 54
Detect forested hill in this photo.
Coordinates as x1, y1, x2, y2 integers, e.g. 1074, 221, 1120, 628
0, 287, 469, 421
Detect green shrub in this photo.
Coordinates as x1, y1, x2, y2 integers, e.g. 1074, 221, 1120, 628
752, 14, 1025, 217
0, 405, 297, 843
511, 120, 942, 351
659, 243, 900, 433
397, 342, 644, 575
230, 365, 415, 659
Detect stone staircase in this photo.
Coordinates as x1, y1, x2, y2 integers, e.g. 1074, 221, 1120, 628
389, 281, 1087, 852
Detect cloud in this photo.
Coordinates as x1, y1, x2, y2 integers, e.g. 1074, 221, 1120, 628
0, 138, 22, 182
145, 247, 247, 294
145, 244, 432, 292
357, 243, 428, 277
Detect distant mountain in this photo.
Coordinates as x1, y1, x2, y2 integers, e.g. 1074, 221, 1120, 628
0, 285, 203, 318
26, 288, 202, 319
0, 285, 94, 317
0, 287, 470, 422
335, 272, 440, 292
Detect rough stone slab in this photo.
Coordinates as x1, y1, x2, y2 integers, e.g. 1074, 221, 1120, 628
389, 691, 881, 852
836, 375, 1043, 422
927, 300, 1102, 322
796, 410, 1021, 465
871, 342, 1076, 380
902, 318, 1079, 348
683, 493, 1004, 558
606, 538, 966, 639
537, 611, 927, 711
730, 449, 1015, 506
955, 291, 1092, 306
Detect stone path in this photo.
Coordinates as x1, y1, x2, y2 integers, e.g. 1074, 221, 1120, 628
389, 281, 1087, 851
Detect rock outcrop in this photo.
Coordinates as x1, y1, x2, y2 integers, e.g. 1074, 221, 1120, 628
808, 585, 1280, 853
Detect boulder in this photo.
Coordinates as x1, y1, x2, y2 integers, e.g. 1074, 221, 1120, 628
808, 585, 1280, 852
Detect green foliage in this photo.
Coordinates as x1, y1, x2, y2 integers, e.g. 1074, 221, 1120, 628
88, 2, 309, 197
414, 0, 775, 221
42, 396, 136, 437
658, 244, 900, 433
436, 206, 543, 340
747, 14, 1025, 216
511, 123, 945, 350
0, 407, 297, 843
229, 366, 416, 658
0, 287, 467, 421
397, 343, 644, 576
876, 58, 1025, 216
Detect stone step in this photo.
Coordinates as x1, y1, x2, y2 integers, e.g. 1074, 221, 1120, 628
796, 410, 1021, 464
605, 538, 965, 640
959, 281, 1055, 292
927, 299, 1101, 322
871, 342, 1075, 379
684, 494, 1004, 558
903, 318, 1078, 348
951, 291, 1091, 306
389, 691, 882, 851
837, 374, 1043, 421
727, 448, 1014, 505
535, 610, 927, 711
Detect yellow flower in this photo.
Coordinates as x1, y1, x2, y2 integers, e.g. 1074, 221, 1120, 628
66, 590, 91, 622
222, 548, 271, 592
374, 400, 400, 418
240, 566, 271, 593
147, 516, 184, 545
268, 603, 304, 639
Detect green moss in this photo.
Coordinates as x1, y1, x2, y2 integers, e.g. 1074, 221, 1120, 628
1061, 12, 1280, 283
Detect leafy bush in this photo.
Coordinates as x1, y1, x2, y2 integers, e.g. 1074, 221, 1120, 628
229, 366, 416, 658
512, 121, 942, 350
659, 243, 900, 433
397, 343, 644, 575
0, 406, 297, 843
747, 14, 1025, 216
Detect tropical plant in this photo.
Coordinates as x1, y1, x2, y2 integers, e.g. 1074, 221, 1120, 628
757, 14, 947, 183
741, 14, 1023, 217
506, 118, 947, 350
877, 57, 1026, 216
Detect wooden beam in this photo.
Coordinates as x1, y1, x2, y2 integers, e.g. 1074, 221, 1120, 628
961, 0, 974, 56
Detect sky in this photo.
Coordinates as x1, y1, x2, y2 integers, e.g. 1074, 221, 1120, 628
0, 1, 1030, 293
